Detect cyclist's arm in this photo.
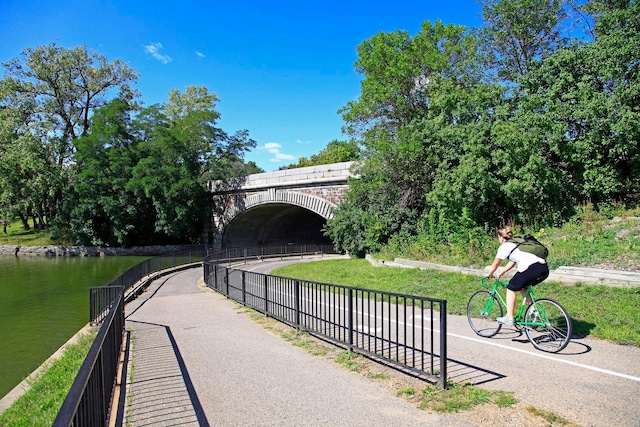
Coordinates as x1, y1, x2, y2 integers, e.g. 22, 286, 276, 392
487, 257, 504, 279
497, 261, 516, 278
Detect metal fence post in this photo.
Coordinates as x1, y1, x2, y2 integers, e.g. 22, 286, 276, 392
348, 288, 354, 349
264, 275, 269, 316
295, 280, 301, 327
242, 271, 246, 304
440, 300, 448, 389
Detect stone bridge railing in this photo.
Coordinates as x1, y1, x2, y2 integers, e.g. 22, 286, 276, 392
205, 162, 356, 246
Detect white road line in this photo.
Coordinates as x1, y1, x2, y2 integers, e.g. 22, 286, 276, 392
231, 265, 640, 383
447, 329, 640, 383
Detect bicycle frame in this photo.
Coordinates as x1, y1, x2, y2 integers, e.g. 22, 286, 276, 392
471, 277, 573, 352
480, 277, 543, 328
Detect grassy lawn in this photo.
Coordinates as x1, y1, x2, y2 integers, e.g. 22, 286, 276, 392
272, 258, 640, 346
0, 220, 57, 246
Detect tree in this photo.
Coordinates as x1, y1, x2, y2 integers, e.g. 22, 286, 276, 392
0, 106, 59, 229
60, 99, 158, 246
56, 85, 257, 246
282, 139, 360, 169
517, 0, 640, 206
479, 0, 569, 83
327, 21, 495, 254
0, 43, 138, 226
129, 86, 256, 242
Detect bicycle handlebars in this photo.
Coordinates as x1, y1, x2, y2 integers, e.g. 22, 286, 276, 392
480, 276, 509, 288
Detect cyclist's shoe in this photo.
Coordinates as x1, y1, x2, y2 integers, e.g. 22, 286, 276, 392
497, 316, 514, 325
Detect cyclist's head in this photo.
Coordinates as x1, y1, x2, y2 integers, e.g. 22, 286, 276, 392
497, 226, 513, 240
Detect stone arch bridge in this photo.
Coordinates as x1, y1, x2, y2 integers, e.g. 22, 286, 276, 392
205, 161, 355, 249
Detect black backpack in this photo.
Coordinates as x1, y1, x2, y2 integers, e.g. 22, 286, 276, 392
507, 234, 549, 259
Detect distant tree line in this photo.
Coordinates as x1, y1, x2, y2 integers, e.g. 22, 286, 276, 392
0, 45, 259, 245
324, 0, 640, 256
280, 140, 361, 169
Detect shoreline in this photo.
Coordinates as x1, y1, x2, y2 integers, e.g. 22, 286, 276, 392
0, 244, 204, 257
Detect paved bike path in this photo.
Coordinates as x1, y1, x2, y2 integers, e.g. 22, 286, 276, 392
124, 262, 640, 426
241, 258, 640, 427
124, 267, 474, 427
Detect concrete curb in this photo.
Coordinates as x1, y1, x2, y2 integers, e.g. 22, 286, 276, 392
366, 255, 640, 287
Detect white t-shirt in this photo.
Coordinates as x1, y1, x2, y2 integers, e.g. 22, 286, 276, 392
496, 241, 546, 272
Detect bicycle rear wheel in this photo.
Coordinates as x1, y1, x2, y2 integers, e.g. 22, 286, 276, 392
467, 290, 503, 337
524, 298, 572, 352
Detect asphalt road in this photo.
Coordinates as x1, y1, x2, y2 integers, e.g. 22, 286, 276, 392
124, 264, 474, 427
239, 257, 640, 427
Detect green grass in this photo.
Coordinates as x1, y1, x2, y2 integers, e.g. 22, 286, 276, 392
272, 258, 640, 346
0, 330, 97, 426
0, 219, 58, 246
419, 382, 507, 413
526, 405, 574, 425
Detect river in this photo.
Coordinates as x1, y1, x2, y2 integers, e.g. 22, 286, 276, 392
0, 255, 148, 399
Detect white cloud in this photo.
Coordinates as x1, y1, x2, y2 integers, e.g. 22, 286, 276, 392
274, 153, 295, 161
144, 42, 172, 64
264, 142, 281, 153
261, 142, 296, 162
195, 51, 205, 58
295, 139, 312, 145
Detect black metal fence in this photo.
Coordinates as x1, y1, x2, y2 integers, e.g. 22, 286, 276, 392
53, 289, 124, 426
210, 243, 339, 264
54, 250, 206, 427
203, 248, 448, 388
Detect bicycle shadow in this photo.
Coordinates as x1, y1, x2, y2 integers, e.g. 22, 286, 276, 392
491, 327, 593, 355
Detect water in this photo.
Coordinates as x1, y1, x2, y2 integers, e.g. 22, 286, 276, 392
0, 255, 147, 399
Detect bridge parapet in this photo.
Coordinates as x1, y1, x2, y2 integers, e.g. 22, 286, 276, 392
205, 162, 357, 247
207, 161, 355, 193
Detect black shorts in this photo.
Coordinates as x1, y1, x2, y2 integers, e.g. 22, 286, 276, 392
508, 262, 549, 292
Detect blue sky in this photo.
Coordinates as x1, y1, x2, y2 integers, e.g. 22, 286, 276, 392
0, 0, 484, 172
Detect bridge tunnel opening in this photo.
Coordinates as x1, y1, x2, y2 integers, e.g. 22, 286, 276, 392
221, 203, 333, 249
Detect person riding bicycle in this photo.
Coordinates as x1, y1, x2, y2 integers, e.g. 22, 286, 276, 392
486, 226, 549, 325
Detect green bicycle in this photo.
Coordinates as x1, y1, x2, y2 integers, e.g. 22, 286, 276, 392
467, 277, 572, 353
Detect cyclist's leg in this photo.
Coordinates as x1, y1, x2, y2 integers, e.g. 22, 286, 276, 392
503, 274, 528, 320
517, 263, 549, 305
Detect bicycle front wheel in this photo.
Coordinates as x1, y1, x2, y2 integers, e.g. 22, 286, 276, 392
467, 290, 503, 337
524, 298, 572, 353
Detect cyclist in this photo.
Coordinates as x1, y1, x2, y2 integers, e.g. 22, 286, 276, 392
486, 226, 549, 325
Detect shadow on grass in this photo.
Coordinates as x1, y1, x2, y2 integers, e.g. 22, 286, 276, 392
571, 318, 596, 339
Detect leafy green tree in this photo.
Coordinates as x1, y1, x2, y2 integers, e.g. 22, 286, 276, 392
130, 86, 256, 242
0, 106, 59, 229
59, 99, 157, 246
327, 21, 495, 254
0, 43, 138, 226
517, 0, 640, 206
479, 0, 568, 83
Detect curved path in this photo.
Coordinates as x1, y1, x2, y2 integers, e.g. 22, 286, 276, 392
124, 266, 472, 427
124, 259, 640, 426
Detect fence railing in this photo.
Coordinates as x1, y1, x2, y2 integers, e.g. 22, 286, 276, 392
53, 289, 124, 426
203, 249, 448, 388
54, 249, 206, 427
209, 243, 339, 264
